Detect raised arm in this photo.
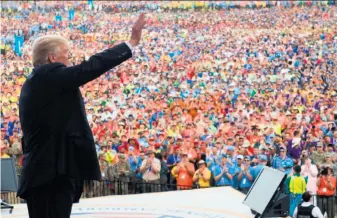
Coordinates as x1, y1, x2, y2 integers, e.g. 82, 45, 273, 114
41, 14, 146, 94
46, 44, 132, 93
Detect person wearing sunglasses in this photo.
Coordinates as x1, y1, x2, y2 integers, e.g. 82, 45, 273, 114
272, 146, 294, 175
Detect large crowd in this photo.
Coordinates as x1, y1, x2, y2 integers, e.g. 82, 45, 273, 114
1, 1, 337, 217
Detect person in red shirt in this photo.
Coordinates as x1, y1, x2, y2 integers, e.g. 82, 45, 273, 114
316, 165, 336, 218
239, 140, 253, 156
128, 138, 140, 156
245, 123, 258, 139
118, 135, 129, 154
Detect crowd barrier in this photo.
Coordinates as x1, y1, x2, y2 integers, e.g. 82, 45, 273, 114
0, 178, 198, 205
2, 178, 336, 216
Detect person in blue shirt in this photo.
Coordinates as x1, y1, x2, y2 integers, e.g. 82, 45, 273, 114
111, 132, 121, 152
166, 146, 181, 169
206, 147, 221, 172
226, 145, 237, 165
94, 138, 100, 153
127, 147, 139, 175
272, 146, 294, 175
252, 154, 268, 181
213, 154, 235, 186
134, 151, 146, 193
135, 151, 146, 179
238, 156, 254, 194
232, 155, 244, 189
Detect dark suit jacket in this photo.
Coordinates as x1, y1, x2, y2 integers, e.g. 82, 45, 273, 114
18, 43, 132, 198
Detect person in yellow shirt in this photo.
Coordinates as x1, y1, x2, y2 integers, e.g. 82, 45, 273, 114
1, 153, 10, 158
306, 91, 315, 104
9, 95, 18, 103
1, 101, 11, 115
271, 118, 282, 136
100, 144, 115, 165
292, 101, 305, 114
17, 75, 26, 86
193, 160, 211, 188
167, 124, 181, 138
196, 1, 204, 8
1, 146, 10, 159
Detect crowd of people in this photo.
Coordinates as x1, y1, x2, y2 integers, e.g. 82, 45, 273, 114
1, 1, 337, 217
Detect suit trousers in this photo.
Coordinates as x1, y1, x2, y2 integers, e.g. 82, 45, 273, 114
25, 176, 78, 218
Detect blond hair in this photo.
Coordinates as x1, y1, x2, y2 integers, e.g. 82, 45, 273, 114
32, 35, 69, 67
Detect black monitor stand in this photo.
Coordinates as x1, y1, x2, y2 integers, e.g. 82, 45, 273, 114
1, 198, 14, 214
243, 167, 290, 218
1, 158, 18, 214
253, 187, 290, 217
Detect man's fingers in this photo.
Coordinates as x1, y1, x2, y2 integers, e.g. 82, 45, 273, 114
134, 13, 146, 30
136, 13, 145, 25
138, 13, 145, 21
137, 13, 145, 19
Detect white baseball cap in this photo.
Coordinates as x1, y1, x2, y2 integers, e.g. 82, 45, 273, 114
236, 155, 244, 160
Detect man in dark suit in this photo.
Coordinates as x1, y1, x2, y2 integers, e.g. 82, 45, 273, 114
18, 13, 146, 218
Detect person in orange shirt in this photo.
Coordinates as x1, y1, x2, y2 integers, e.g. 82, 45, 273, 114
185, 142, 197, 163
316, 165, 336, 218
173, 153, 195, 190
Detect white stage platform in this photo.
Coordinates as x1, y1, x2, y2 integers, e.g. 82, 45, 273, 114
2, 187, 253, 218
